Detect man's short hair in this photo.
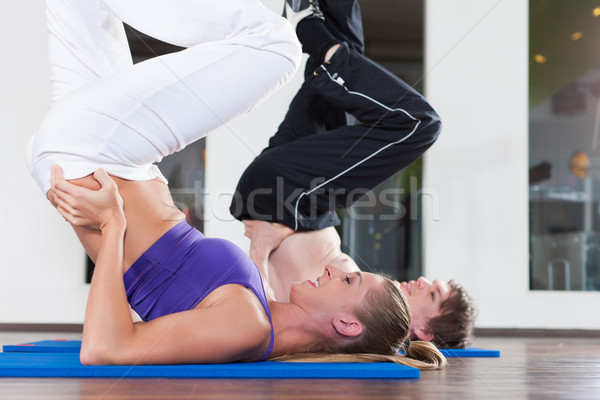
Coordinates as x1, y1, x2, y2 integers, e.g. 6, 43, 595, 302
427, 280, 476, 349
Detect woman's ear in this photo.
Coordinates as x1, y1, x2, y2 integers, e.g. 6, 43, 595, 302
333, 315, 363, 338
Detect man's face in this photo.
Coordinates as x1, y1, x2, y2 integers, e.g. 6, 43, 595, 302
398, 277, 451, 339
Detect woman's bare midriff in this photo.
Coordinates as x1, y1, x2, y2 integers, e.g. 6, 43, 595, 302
49, 174, 185, 273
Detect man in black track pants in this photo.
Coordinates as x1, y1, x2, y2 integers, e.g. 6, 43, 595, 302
230, 0, 476, 349
231, 0, 440, 231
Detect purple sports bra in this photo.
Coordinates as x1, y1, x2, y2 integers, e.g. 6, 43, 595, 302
123, 221, 274, 361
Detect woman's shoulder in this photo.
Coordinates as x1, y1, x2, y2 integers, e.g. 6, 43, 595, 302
205, 283, 270, 324
202, 284, 272, 360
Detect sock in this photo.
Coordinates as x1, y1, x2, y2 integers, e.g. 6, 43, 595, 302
296, 18, 340, 63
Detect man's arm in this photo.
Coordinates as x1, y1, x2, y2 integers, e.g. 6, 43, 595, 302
244, 220, 294, 300
259, 226, 344, 302
244, 221, 359, 302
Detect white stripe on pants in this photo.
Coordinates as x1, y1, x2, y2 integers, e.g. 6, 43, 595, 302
27, 0, 301, 195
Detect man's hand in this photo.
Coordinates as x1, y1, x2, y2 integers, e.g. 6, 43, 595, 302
243, 220, 293, 301
243, 220, 294, 253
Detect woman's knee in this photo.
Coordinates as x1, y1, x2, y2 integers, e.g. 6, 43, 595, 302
238, 14, 302, 80
271, 22, 303, 80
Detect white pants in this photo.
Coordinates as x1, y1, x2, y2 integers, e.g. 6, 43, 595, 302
27, 0, 301, 195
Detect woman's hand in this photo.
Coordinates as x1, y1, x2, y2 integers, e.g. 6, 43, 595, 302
50, 165, 125, 231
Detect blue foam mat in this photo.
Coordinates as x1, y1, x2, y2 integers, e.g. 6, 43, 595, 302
3, 340, 500, 358
3, 340, 82, 353
439, 348, 500, 358
0, 352, 419, 379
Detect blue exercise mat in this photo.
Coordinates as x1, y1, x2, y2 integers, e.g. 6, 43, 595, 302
3, 340, 82, 353
0, 352, 419, 379
439, 348, 500, 358
3, 340, 500, 358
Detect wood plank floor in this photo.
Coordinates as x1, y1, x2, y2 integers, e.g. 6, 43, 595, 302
0, 332, 598, 399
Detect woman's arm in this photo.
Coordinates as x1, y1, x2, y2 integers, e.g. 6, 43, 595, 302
80, 218, 131, 364
51, 167, 132, 363
51, 167, 269, 364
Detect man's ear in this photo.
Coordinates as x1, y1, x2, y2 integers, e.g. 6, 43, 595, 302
333, 315, 363, 338
412, 326, 434, 341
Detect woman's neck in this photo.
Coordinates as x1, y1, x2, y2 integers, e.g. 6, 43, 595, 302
267, 301, 329, 358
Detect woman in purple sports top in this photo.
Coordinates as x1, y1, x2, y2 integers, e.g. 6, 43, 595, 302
34, 0, 445, 369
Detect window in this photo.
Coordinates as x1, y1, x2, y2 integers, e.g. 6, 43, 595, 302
529, 0, 600, 291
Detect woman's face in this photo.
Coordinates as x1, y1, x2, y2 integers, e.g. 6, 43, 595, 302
289, 265, 384, 320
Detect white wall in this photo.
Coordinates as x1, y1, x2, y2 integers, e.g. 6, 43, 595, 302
424, 0, 600, 329
0, 1, 88, 323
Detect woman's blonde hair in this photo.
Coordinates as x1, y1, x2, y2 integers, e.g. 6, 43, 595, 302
272, 275, 447, 370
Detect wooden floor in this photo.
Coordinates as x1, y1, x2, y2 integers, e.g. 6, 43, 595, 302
0, 332, 598, 399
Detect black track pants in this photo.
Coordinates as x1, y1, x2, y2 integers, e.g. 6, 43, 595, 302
230, 43, 441, 231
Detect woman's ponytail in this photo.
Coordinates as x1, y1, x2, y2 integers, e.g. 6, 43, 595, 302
271, 342, 446, 370
402, 340, 447, 370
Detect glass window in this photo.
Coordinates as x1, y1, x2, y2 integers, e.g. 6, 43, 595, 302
529, 0, 600, 291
